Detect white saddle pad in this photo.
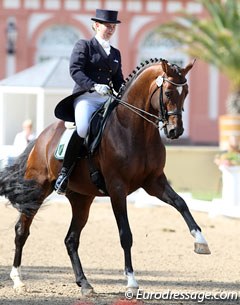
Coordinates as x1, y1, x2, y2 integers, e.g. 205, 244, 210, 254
54, 127, 75, 160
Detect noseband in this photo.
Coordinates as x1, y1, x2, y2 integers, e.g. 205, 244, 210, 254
154, 74, 187, 126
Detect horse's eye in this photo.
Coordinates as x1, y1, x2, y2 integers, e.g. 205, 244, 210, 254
165, 91, 172, 99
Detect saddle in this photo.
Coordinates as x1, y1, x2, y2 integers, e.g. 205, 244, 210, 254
55, 96, 118, 160
85, 96, 118, 155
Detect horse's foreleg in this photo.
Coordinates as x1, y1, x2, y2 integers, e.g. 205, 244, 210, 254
10, 213, 35, 292
65, 193, 94, 296
110, 194, 139, 293
144, 174, 211, 255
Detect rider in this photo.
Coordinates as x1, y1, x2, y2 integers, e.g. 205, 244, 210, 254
54, 9, 124, 195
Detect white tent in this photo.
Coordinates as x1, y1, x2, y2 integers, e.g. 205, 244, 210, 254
0, 57, 74, 145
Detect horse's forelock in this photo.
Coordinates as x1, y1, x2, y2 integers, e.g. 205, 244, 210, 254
161, 60, 183, 79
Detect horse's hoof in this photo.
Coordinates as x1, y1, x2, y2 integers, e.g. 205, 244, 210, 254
81, 286, 95, 296
126, 286, 139, 297
13, 283, 26, 294
194, 242, 211, 255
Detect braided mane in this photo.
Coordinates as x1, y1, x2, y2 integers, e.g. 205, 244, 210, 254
118, 58, 181, 97
125, 58, 165, 83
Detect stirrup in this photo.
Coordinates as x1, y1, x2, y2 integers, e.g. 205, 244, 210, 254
54, 170, 69, 195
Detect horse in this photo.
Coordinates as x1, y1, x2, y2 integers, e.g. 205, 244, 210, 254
0, 58, 210, 296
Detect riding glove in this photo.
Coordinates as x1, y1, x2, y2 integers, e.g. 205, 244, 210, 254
94, 84, 111, 96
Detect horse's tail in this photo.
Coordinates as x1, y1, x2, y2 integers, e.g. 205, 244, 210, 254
0, 141, 42, 215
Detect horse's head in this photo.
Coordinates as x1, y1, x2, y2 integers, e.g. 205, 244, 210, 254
150, 59, 195, 139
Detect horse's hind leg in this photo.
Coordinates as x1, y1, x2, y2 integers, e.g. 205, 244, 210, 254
9, 177, 51, 291
10, 212, 35, 292
144, 174, 211, 255
65, 192, 94, 296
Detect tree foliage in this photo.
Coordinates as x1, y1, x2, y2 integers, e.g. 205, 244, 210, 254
160, 0, 240, 91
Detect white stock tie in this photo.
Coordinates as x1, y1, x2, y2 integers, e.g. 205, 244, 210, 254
101, 40, 111, 55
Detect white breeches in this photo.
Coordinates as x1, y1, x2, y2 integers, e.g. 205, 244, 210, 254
74, 91, 108, 138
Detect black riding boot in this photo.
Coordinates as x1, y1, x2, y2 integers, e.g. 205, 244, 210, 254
55, 131, 84, 195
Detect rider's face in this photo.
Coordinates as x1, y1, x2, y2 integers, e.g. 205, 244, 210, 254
95, 22, 116, 40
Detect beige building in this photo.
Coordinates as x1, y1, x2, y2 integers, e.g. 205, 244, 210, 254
0, 0, 229, 146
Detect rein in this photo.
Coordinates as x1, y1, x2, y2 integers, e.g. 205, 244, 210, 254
112, 96, 161, 128
113, 74, 187, 129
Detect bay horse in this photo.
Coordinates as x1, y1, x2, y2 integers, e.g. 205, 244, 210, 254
0, 58, 210, 295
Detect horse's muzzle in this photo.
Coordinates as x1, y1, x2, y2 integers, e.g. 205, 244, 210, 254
164, 125, 184, 139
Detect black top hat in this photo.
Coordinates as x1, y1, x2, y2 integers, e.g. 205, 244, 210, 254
91, 9, 121, 24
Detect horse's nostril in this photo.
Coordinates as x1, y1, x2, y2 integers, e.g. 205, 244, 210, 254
167, 127, 184, 139
169, 129, 176, 139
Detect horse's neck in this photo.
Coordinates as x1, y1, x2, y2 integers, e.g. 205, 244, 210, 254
114, 91, 159, 142
114, 66, 161, 137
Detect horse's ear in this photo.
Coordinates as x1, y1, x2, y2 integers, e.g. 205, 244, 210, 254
161, 59, 171, 75
182, 59, 196, 76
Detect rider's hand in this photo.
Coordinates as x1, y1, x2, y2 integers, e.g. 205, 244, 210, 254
94, 84, 111, 96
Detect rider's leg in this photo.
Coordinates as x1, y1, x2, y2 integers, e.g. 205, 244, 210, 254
55, 93, 108, 195
55, 130, 84, 195
73, 93, 107, 138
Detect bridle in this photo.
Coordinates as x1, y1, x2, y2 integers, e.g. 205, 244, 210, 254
153, 74, 187, 127
112, 74, 187, 129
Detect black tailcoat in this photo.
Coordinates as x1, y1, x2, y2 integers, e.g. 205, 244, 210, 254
55, 37, 124, 122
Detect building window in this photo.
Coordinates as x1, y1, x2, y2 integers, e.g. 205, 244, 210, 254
36, 25, 81, 62
139, 31, 187, 67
